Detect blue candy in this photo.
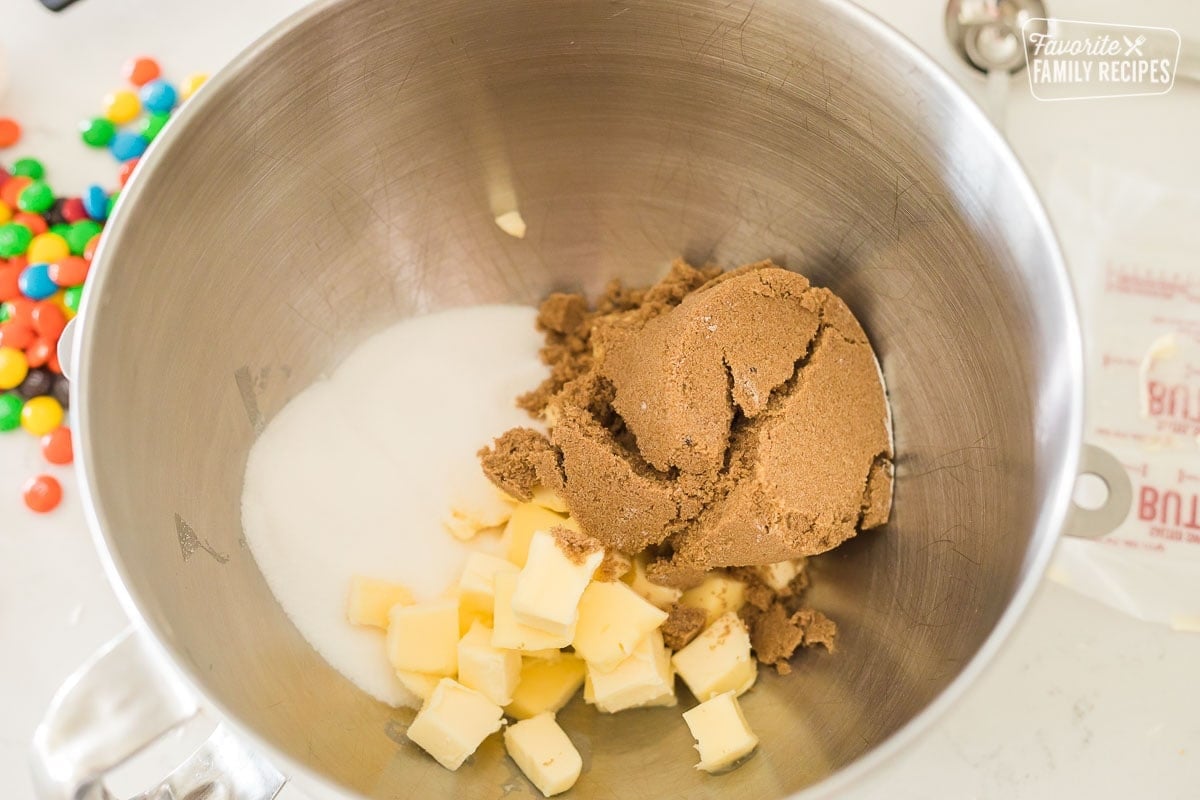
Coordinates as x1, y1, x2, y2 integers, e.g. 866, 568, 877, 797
139, 80, 178, 114
82, 184, 109, 221
109, 131, 148, 162
18, 263, 58, 301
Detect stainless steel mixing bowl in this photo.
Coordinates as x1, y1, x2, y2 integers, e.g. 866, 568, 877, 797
34, 0, 1082, 797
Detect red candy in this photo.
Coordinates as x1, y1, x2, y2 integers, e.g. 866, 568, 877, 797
32, 302, 66, 341
0, 321, 35, 349
124, 56, 161, 87
25, 337, 53, 368
0, 118, 20, 149
49, 257, 89, 287
23, 474, 62, 512
118, 158, 139, 187
13, 212, 47, 236
41, 427, 73, 465
61, 198, 88, 223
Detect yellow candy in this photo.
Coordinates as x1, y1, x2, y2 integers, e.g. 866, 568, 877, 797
21, 395, 63, 436
0, 200, 11, 224
27, 232, 70, 264
180, 73, 209, 100
49, 290, 75, 321
104, 89, 141, 124
0, 346, 29, 390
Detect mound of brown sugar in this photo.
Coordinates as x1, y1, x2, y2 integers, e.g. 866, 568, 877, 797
481, 259, 893, 579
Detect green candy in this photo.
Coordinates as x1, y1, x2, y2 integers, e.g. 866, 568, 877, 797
63, 285, 83, 314
49, 223, 72, 240
65, 220, 103, 256
11, 158, 45, 180
17, 180, 55, 214
0, 303, 10, 324
80, 117, 116, 147
0, 223, 33, 257
0, 393, 22, 432
106, 191, 120, 216
137, 111, 171, 142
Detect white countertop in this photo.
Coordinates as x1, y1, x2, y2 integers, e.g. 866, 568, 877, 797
1, 0, 1198, 797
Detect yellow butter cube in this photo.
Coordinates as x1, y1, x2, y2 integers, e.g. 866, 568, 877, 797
671, 612, 756, 702
572, 580, 668, 672
504, 712, 582, 796
512, 529, 604, 635
387, 598, 459, 676
443, 487, 516, 541
396, 670, 442, 704
505, 654, 586, 720
457, 620, 522, 706
346, 576, 413, 629
406, 678, 504, 770
586, 629, 676, 713
530, 485, 569, 513
682, 691, 759, 772
505, 503, 576, 567
458, 551, 520, 631
622, 555, 683, 610
679, 573, 746, 627
492, 572, 574, 651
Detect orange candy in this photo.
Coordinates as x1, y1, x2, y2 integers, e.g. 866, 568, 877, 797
25, 337, 53, 368
49, 257, 90, 287
83, 234, 102, 261
41, 427, 73, 465
118, 158, 139, 187
0, 118, 20, 149
1, 176, 32, 208
4, 297, 35, 327
124, 56, 161, 87
0, 321, 35, 349
0, 263, 19, 301
32, 302, 66, 341
23, 474, 62, 513
13, 212, 48, 236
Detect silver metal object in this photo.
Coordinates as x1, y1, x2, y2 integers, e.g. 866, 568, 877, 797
1063, 444, 1133, 540
42, 0, 1083, 797
946, 0, 1048, 73
30, 628, 285, 799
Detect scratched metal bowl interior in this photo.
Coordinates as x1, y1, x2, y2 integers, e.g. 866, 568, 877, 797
77, 0, 1079, 796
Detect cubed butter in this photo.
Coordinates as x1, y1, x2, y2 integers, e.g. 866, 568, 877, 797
457, 620, 522, 706
572, 580, 669, 672
346, 576, 413, 629
387, 598, 459, 676
458, 551, 520, 630
622, 554, 683, 610
505, 502, 575, 566
682, 691, 759, 772
679, 573, 746, 627
505, 654, 586, 720
512, 529, 604, 635
530, 485, 569, 513
755, 559, 804, 595
504, 712, 582, 797
492, 572, 574, 651
671, 612, 756, 701
405, 678, 504, 770
444, 487, 516, 541
586, 629, 676, 713
396, 670, 442, 704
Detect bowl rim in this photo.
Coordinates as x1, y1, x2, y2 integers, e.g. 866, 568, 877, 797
73, 0, 1084, 796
